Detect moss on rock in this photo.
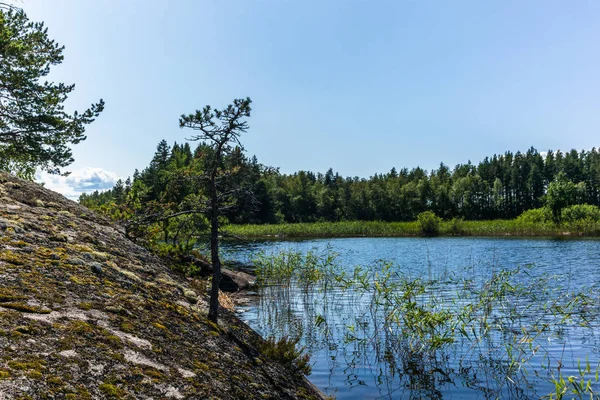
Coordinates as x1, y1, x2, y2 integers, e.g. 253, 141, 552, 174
0, 172, 324, 400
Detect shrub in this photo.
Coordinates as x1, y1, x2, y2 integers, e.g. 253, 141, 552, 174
417, 211, 441, 236
560, 204, 600, 224
516, 207, 552, 224
259, 336, 312, 375
446, 217, 465, 235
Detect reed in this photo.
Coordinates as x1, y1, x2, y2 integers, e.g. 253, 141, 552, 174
226, 219, 600, 238
250, 249, 600, 398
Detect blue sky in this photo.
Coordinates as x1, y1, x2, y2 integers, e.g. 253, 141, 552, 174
23, 0, 600, 197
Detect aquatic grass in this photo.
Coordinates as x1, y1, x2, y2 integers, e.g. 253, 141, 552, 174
250, 249, 600, 399
252, 246, 343, 287
226, 218, 598, 238
544, 357, 600, 400
227, 220, 420, 238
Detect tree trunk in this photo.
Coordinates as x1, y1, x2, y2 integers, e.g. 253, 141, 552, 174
208, 179, 221, 323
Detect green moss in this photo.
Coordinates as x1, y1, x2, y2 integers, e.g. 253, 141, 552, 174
0, 302, 50, 314
46, 376, 64, 386
205, 318, 221, 332
153, 322, 167, 330
69, 275, 98, 285
143, 367, 165, 380
10, 330, 24, 338
103, 334, 123, 348
0, 250, 26, 265
91, 251, 109, 260
68, 320, 94, 334
106, 350, 124, 361
13, 325, 35, 335
0, 288, 26, 302
48, 233, 68, 242
35, 247, 55, 258
0, 369, 10, 379
77, 302, 94, 310
70, 244, 94, 253
75, 386, 92, 400
27, 370, 43, 379
99, 383, 126, 398
193, 361, 210, 371
120, 322, 134, 333
8, 358, 46, 372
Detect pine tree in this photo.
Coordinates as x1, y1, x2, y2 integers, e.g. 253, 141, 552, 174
0, 6, 104, 178
179, 97, 252, 323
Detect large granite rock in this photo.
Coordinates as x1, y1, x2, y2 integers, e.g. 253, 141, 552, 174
0, 172, 324, 400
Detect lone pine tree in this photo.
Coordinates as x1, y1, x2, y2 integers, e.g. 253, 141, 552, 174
180, 97, 252, 323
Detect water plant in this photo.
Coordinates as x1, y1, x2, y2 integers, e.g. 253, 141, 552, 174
226, 215, 600, 238
249, 249, 600, 399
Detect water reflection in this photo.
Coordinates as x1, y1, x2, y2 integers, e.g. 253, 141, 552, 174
229, 238, 600, 399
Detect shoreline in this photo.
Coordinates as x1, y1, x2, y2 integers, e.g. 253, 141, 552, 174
224, 220, 600, 240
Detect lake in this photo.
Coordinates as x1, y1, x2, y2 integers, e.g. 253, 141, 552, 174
222, 237, 600, 399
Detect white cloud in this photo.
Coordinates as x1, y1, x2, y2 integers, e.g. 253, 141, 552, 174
36, 167, 121, 201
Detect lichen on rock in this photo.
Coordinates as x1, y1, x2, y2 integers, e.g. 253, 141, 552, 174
0, 172, 324, 400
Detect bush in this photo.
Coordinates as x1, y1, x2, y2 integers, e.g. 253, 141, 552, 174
417, 211, 441, 236
560, 204, 600, 224
446, 217, 465, 235
516, 207, 553, 224
258, 336, 311, 375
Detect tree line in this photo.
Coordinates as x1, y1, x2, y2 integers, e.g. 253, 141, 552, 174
79, 144, 600, 224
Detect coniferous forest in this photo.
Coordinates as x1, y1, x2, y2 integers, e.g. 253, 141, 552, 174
80, 140, 600, 226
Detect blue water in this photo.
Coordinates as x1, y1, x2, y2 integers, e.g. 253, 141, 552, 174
223, 237, 600, 399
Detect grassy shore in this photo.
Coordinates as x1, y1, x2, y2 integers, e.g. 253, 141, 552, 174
225, 219, 600, 238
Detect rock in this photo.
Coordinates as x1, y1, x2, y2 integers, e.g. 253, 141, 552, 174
183, 289, 198, 303
224, 260, 255, 275
179, 255, 256, 292
90, 262, 103, 274
67, 257, 85, 266
0, 171, 325, 400
220, 269, 256, 292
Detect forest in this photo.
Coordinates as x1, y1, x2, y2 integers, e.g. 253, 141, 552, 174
79, 140, 600, 227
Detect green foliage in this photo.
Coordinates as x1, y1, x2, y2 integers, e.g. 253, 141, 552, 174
179, 97, 253, 324
546, 358, 600, 400
416, 211, 441, 236
81, 144, 600, 231
545, 172, 586, 222
516, 207, 553, 224
559, 204, 600, 235
253, 247, 341, 287
447, 217, 466, 235
253, 250, 600, 398
227, 218, 600, 238
258, 336, 312, 376
227, 220, 419, 237
560, 204, 600, 224
0, 6, 104, 177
